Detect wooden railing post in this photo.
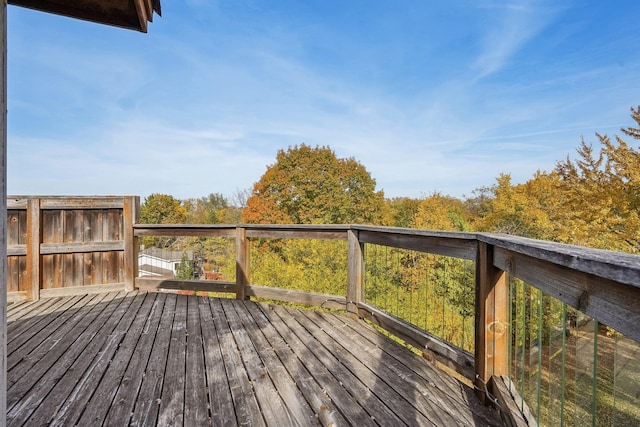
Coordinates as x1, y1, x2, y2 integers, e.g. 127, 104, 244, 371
26, 198, 42, 301
123, 196, 139, 292
1, 3, 7, 420
236, 226, 250, 300
475, 241, 509, 402
347, 228, 364, 315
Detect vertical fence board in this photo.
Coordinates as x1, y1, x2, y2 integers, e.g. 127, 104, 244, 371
63, 210, 74, 243
104, 210, 119, 284
18, 209, 27, 293
72, 210, 84, 286
26, 199, 41, 300
18, 256, 27, 293
7, 257, 18, 293
83, 254, 93, 285
7, 211, 18, 246
83, 210, 93, 285
7, 211, 20, 293
90, 210, 104, 285
63, 254, 74, 287
41, 256, 53, 289
53, 253, 64, 288
92, 252, 104, 285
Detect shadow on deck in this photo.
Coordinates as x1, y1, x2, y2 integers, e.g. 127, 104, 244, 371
7, 291, 502, 426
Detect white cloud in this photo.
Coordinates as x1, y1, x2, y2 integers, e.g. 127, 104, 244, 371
472, 1, 562, 79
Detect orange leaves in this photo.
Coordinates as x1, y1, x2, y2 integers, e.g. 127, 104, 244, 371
241, 144, 385, 225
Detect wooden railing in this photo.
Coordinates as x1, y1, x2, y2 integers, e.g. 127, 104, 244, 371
133, 223, 640, 426
6, 198, 639, 425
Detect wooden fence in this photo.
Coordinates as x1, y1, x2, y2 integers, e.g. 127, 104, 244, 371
6, 196, 139, 301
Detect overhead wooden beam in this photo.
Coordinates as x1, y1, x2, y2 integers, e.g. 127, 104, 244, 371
8, 0, 161, 32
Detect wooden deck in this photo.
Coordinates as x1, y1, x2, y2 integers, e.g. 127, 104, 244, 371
6, 291, 502, 426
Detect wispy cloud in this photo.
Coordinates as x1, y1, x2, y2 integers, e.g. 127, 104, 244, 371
472, 1, 562, 79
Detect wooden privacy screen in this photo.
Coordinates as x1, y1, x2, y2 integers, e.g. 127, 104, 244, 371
6, 196, 139, 301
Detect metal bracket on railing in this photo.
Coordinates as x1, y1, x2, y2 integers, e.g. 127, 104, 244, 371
474, 374, 527, 427
474, 374, 499, 406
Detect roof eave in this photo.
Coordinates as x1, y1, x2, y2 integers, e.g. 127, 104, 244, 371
8, 0, 161, 33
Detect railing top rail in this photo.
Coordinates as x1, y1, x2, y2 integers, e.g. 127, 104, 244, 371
134, 223, 351, 230
351, 225, 479, 240
134, 224, 238, 230
132, 223, 640, 288
243, 224, 351, 232
8, 195, 132, 210
479, 233, 640, 289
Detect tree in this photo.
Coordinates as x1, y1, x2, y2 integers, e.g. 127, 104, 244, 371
175, 252, 194, 280
140, 193, 187, 224
554, 105, 640, 252
242, 144, 386, 224
386, 197, 421, 228
472, 105, 640, 253
414, 193, 471, 231
184, 193, 228, 224
475, 173, 558, 240
139, 193, 187, 248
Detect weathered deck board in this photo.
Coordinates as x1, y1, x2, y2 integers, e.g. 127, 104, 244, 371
77, 292, 161, 426
184, 295, 210, 426
197, 294, 237, 425
102, 292, 168, 425
285, 305, 439, 426
7, 291, 502, 426
234, 301, 319, 426
130, 293, 176, 426
316, 309, 496, 426
7, 292, 124, 425
209, 297, 266, 427
324, 309, 497, 423
265, 303, 389, 425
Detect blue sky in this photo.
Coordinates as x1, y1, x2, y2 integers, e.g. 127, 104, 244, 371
7, 1, 640, 201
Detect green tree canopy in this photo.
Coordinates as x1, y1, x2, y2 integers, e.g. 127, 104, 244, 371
140, 193, 187, 224
184, 193, 229, 224
474, 173, 558, 239
175, 252, 194, 280
242, 144, 386, 224
414, 193, 471, 231
139, 193, 187, 248
386, 197, 421, 228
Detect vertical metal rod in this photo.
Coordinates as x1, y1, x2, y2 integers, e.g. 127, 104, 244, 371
560, 303, 567, 427
591, 319, 598, 427
536, 288, 543, 422
423, 253, 429, 332
520, 281, 526, 411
